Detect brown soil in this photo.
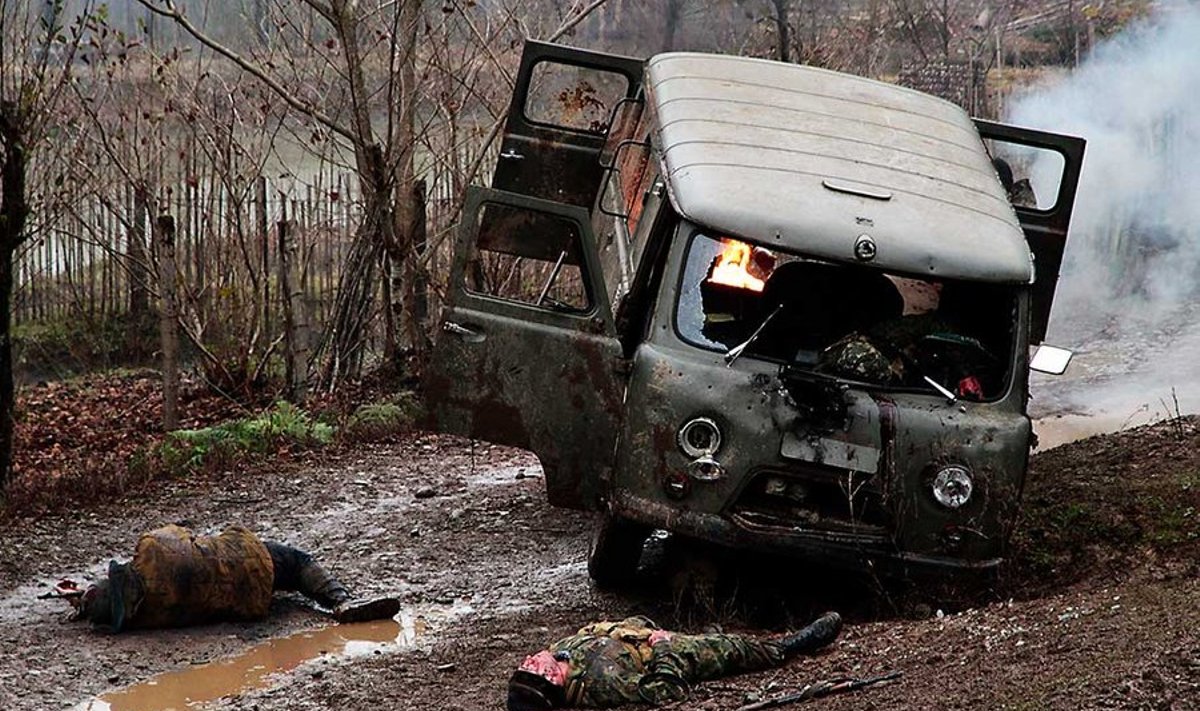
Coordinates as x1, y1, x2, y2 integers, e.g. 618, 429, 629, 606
3, 371, 397, 515
2, 419, 1199, 710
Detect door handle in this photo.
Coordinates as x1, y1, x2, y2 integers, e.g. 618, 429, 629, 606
500, 149, 525, 160
443, 321, 485, 342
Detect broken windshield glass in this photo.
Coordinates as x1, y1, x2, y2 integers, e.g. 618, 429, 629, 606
676, 233, 1018, 400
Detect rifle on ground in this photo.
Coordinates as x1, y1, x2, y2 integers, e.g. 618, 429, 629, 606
734, 671, 903, 711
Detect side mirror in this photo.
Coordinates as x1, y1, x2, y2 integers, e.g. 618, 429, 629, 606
1030, 344, 1073, 375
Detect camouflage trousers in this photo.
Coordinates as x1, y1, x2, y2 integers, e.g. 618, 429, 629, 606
264, 541, 351, 609
637, 632, 785, 704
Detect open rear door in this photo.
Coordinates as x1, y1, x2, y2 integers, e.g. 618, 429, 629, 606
425, 187, 624, 511
975, 119, 1086, 344
492, 40, 644, 209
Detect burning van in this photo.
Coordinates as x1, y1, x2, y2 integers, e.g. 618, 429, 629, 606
425, 41, 1086, 582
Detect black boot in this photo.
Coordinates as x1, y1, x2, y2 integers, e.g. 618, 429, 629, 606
297, 560, 352, 608
777, 611, 843, 657
265, 541, 399, 623
333, 596, 402, 623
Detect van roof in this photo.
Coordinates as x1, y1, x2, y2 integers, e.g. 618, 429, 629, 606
645, 53, 1032, 283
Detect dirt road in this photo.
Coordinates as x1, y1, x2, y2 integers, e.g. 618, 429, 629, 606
1, 428, 1198, 711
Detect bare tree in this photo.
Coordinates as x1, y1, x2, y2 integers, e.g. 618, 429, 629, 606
134, 0, 617, 387
132, 0, 445, 388
0, 0, 95, 490
767, 0, 792, 62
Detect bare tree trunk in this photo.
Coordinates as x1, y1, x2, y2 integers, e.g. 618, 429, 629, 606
278, 218, 306, 403
156, 215, 180, 430
940, 0, 951, 59
310, 0, 406, 382
145, 6, 157, 49
0, 102, 31, 490
128, 186, 152, 349
0, 248, 16, 491
867, 0, 880, 75
664, 0, 684, 50
252, 0, 270, 48
382, 252, 398, 365
388, 0, 420, 367
256, 175, 270, 350
771, 0, 792, 63
317, 225, 382, 389
407, 179, 430, 361
1068, 0, 1080, 67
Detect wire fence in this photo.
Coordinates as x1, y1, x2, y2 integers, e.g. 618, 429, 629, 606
12, 130, 498, 361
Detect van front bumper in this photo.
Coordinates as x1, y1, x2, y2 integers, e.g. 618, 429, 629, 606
609, 491, 1002, 575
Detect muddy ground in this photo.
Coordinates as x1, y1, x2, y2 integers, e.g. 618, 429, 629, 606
1, 419, 1198, 711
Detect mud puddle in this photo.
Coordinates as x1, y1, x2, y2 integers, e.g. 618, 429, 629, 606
72, 603, 471, 711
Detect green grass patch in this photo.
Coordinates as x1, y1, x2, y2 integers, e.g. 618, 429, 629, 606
149, 402, 334, 475
1140, 493, 1199, 546
342, 393, 423, 442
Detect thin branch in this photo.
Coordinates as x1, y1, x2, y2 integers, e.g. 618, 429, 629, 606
133, 0, 356, 143
453, 0, 516, 90
548, 0, 611, 43
297, 0, 336, 25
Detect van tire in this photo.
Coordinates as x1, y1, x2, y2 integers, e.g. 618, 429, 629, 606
588, 516, 649, 589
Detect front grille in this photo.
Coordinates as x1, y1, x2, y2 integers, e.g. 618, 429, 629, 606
730, 468, 889, 535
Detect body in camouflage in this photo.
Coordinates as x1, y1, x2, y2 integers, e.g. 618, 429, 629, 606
819, 313, 956, 384
73, 524, 398, 632
550, 617, 784, 707
112, 524, 275, 630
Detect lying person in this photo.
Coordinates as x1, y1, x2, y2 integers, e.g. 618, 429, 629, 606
507, 611, 842, 709
59, 524, 399, 632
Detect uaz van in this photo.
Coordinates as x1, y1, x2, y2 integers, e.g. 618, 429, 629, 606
425, 41, 1085, 584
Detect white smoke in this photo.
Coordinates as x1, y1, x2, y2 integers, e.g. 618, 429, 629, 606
1009, 3, 1200, 436
1007, 2, 1200, 318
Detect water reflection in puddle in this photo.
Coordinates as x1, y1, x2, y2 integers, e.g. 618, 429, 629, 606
74, 605, 465, 711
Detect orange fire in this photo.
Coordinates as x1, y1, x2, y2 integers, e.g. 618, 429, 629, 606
708, 239, 765, 292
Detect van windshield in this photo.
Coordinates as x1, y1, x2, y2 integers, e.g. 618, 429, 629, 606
676, 233, 1019, 400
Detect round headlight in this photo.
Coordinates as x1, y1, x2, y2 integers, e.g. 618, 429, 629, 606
678, 417, 722, 458
932, 465, 973, 509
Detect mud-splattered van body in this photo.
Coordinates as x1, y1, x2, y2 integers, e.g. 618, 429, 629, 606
427, 41, 1085, 582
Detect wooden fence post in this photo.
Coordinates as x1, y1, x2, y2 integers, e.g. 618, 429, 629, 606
156, 215, 180, 430
278, 216, 307, 403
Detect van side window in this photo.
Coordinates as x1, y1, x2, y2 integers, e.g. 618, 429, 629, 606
524, 62, 630, 135
984, 140, 1066, 212
465, 203, 592, 312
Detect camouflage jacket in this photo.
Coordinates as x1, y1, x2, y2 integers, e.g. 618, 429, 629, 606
550, 617, 785, 707
819, 314, 957, 384
108, 524, 275, 631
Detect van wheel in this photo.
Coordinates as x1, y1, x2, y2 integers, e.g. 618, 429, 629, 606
588, 516, 649, 589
